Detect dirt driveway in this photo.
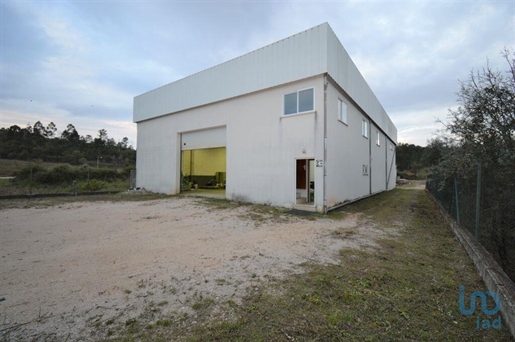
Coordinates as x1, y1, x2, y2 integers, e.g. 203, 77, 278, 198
0, 196, 387, 341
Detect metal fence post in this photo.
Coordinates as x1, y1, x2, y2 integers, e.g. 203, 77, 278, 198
475, 162, 481, 243
454, 175, 460, 224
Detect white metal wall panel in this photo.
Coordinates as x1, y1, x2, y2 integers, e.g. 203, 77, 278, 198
134, 24, 328, 123
134, 22, 397, 144
326, 27, 397, 143
181, 126, 226, 151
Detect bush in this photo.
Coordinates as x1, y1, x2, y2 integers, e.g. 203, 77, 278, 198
44, 164, 78, 183
81, 180, 108, 192
13, 164, 47, 182
13, 163, 128, 185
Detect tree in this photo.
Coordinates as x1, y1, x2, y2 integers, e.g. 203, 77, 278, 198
61, 124, 80, 142
7, 125, 22, 140
118, 137, 129, 149
0, 121, 135, 167
433, 49, 515, 281
97, 129, 108, 142
396, 143, 426, 171
46, 122, 57, 138
82, 135, 93, 144
33, 121, 47, 138
447, 49, 514, 154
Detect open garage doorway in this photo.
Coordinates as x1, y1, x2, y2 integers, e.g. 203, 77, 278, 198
180, 127, 226, 198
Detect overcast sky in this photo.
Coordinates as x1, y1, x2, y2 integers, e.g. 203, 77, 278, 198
1, 1, 513, 147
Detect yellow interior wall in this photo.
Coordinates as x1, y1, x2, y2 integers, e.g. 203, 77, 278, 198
181, 147, 226, 176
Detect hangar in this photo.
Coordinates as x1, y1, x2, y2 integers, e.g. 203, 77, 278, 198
133, 23, 397, 213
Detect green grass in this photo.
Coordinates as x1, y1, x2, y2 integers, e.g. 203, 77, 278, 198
0, 178, 130, 196
0, 158, 125, 175
0, 158, 135, 196
99, 185, 513, 341
0, 159, 67, 176
199, 197, 289, 224
0, 191, 176, 210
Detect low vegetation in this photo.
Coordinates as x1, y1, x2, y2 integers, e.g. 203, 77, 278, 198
0, 159, 133, 196
97, 184, 512, 341
427, 49, 515, 284
0, 191, 175, 210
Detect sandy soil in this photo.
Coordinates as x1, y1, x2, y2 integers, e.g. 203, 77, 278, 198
0, 196, 386, 341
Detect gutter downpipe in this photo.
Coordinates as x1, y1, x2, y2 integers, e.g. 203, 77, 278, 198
369, 118, 372, 195
323, 74, 328, 214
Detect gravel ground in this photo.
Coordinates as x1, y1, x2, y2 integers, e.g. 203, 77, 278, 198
0, 196, 387, 341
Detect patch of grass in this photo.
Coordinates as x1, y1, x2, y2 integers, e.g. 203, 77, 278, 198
250, 203, 285, 218
215, 278, 227, 285
331, 227, 357, 239
199, 197, 288, 224
184, 187, 513, 341
0, 192, 176, 210
191, 297, 215, 311
0, 159, 67, 176
156, 319, 173, 327
200, 197, 244, 211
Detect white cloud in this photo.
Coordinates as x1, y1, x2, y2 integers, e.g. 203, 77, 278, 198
2, 1, 513, 149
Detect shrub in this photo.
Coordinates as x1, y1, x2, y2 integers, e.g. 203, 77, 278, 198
81, 180, 108, 192
44, 164, 78, 183
13, 164, 47, 182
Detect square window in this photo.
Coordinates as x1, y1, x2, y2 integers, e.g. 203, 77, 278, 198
284, 92, 297, 115
362, 164, 368, 175
376, 131, 381, 146
338, 99, 348, 124
298, 88, 314, 112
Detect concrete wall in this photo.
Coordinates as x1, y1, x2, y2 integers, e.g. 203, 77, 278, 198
428, 191, 515, 339
136, 75, 326, 210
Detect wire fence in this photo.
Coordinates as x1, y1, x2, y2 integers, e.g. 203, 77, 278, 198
426, 164, 515, 284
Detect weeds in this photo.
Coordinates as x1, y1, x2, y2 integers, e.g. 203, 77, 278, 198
185, 187, 512, 341
0, 192, 176, 210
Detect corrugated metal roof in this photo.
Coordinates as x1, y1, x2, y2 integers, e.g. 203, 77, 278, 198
133, 23, 397, 143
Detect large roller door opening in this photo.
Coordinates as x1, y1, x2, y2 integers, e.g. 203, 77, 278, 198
180, 127, 226, 198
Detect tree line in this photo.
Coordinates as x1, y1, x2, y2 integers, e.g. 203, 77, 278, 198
426, 49, 515, 282
395, 143, 433, 174
0, 122, 135, 166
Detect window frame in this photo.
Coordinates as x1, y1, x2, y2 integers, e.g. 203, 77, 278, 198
338, 98, 348, 125
362, 119, 368, 138
283, 87, 315, 116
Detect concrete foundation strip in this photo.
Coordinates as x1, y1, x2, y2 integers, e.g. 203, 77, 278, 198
427, 190, 515, 338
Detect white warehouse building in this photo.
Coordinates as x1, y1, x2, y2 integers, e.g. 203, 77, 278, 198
133, 23, 397, 213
